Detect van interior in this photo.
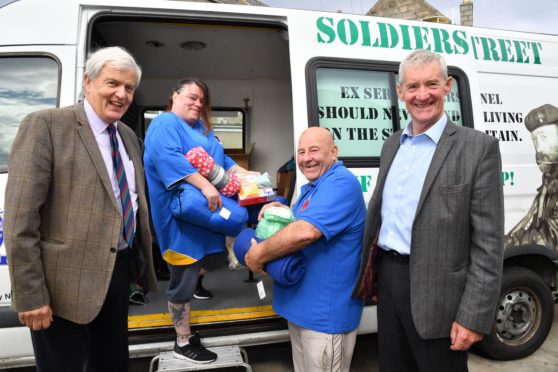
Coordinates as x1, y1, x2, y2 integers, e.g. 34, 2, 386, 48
89, 14, 295, 341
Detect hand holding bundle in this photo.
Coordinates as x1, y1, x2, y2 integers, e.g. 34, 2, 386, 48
233, 206, 307, 286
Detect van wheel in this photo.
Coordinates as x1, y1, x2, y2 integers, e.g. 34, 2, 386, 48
477, 266, 554, 360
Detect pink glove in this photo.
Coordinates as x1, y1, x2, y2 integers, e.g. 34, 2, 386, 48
186, 146, 240, 197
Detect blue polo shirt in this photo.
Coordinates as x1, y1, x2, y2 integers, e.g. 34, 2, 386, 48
144, 112, 236, 265
273, 161, 366, 334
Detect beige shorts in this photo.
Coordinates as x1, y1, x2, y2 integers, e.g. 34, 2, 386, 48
288, 321, 358, 372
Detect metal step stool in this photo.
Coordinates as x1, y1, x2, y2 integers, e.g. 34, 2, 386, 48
149, 345, 252, 372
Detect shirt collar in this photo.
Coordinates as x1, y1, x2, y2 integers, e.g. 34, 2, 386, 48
306, 161, 342, 188
84, 98, 117, 134
400, 113, 447, 145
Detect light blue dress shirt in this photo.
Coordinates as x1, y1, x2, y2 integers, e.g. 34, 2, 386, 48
378, 114, 448, 255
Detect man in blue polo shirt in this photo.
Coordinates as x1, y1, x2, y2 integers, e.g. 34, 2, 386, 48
245, 127, 366, 372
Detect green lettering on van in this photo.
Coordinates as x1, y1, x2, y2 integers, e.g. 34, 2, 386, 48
315, 17, 544, 65
359, 20, 372, 46
399, 24, 413, 50
338, 19, 359, 45
502, 171, 515, 186
377, 22, 398, 48
317, 17, 335, 44
453, 30, 469, 55
471, 36, 543, 64
358, 175, 374, 192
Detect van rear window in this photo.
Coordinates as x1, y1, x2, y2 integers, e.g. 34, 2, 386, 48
0, 56, 58, 172
143, 108, 246, 151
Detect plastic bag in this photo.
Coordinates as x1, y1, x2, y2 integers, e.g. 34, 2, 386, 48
255, 206, 295, 239
238, 172, 273, 196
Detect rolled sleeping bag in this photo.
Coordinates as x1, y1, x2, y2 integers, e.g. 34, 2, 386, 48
233, 228, 307, 287
171, 183, 248, 237
185, 146, 240, 197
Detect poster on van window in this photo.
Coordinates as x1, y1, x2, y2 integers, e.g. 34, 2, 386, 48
316, 68, 394, 157
478, 73, 558, 252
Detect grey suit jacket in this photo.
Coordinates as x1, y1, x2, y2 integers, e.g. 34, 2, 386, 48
4, 102, 157, 324
355, 121, 504, 339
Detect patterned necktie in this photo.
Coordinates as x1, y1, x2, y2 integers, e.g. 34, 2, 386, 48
107, 124, 135, 248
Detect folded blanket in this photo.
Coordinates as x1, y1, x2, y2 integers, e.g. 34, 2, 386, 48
171, 183, 248, 237
245, 196, 289, 225
233, 228, 307, 287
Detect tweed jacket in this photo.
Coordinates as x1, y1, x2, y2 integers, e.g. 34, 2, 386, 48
4, 102, 157, 324
354, 121, 505, 339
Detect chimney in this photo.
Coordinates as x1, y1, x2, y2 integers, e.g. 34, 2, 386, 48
460, 0, 473, 26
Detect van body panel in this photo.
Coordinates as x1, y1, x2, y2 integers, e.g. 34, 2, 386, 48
0, 0, 557, 367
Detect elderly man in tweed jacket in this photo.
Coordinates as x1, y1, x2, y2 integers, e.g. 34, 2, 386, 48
4, 46, 156, 372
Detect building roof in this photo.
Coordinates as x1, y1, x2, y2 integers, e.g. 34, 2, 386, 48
367, 0, 449, 22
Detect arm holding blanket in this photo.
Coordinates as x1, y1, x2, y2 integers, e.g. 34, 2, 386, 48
244, 219, 321, 274
184, 172, 222, 212
184, 146, 247, 211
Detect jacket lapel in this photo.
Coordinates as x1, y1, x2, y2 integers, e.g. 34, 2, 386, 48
74, 103, 119, 208
378, 131, 402, 195
415, 121, 457, 216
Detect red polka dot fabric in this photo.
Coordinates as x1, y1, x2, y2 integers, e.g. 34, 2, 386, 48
186, 146, 240, 197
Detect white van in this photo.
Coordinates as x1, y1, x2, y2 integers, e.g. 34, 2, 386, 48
0, 0, 557, 368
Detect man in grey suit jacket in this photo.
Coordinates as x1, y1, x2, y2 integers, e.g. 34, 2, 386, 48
355, 50, 504, 371
4, 46, 157, 372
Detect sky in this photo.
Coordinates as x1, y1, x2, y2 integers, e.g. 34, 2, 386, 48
262, 0, 558, 35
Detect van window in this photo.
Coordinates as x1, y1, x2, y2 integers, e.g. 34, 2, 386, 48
309, 60, 469, 166
444, 78, 463, 126
316, 68, 394, 158
143, 108, 246, 151
212, 109, 245, 150
0, 56, 59, 172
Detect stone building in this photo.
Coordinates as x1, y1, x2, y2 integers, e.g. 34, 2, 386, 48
366, 0, 474, 26
189, 0, 474, 27
460, 0, 473, 26
366, 0, 450, 23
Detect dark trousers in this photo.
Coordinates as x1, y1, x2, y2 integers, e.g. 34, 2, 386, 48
377, 252, 468, 372
31, 250, 131, 372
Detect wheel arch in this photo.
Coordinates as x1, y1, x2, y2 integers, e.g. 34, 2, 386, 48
504, 244, 558, 301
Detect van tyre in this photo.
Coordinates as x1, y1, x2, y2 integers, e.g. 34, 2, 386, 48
477, 266, 554, 360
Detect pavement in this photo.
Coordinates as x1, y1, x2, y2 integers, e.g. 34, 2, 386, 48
18, 304, 556, 371
239, 304, 558, 372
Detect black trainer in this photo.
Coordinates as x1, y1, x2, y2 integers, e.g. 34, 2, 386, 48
193, 276, 213, 300
173, 332, 217, 363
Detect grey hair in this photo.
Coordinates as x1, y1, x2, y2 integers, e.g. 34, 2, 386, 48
398, 49, 448, 85
84, 46, 142, 88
